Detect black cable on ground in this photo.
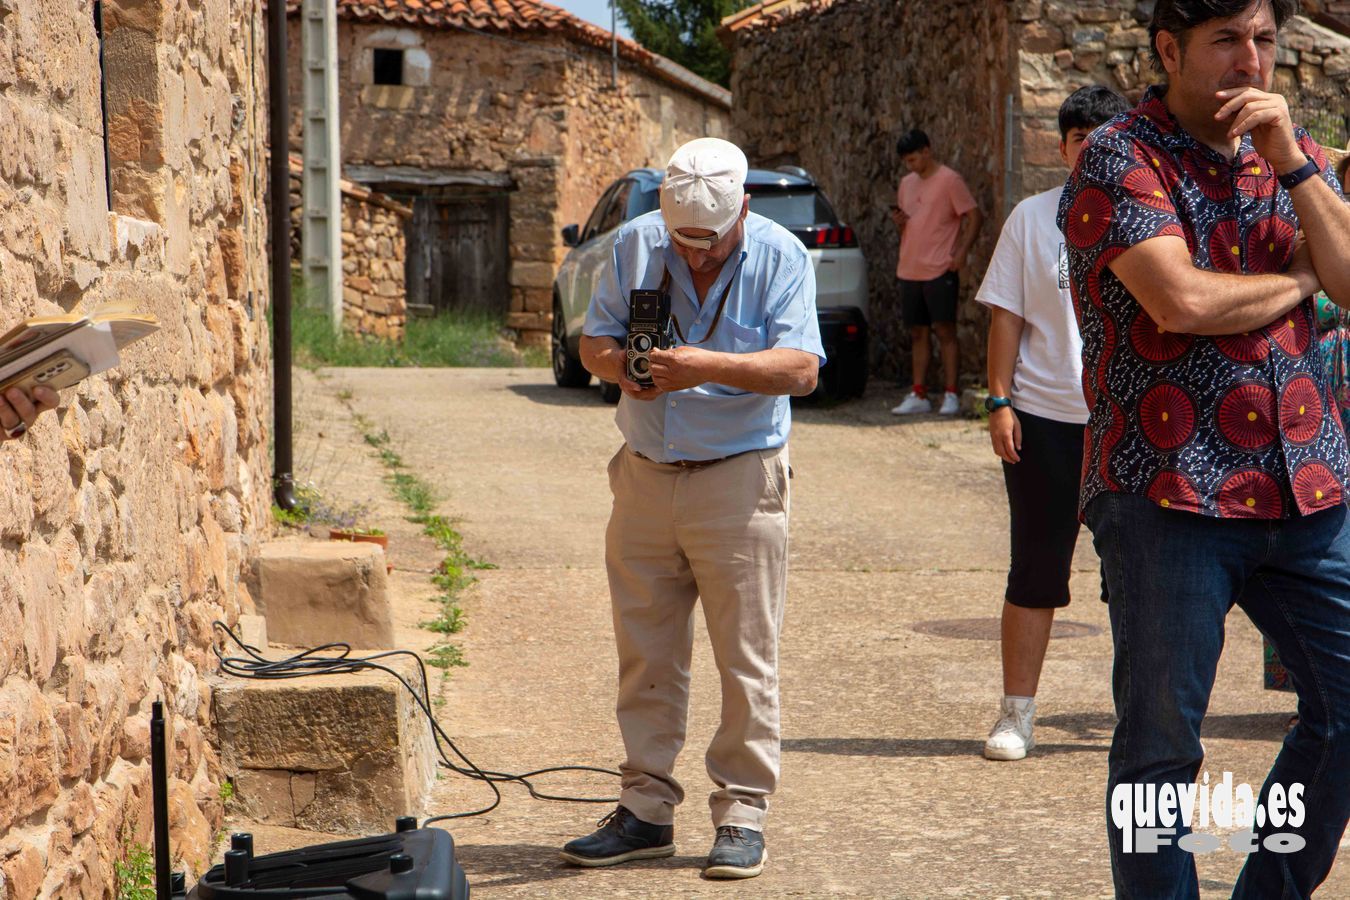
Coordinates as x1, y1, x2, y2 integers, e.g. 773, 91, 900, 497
211, 621, 619, 824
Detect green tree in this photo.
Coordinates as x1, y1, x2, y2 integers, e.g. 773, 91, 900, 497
616, 0, 753, 88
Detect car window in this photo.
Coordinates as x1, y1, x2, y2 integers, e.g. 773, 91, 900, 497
582, 183, 620, 243
746, 188, 837, 227
629, 183, 660, 219
595, 180, 633, 236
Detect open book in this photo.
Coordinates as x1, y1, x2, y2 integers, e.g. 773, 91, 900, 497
0, 303, 159, 395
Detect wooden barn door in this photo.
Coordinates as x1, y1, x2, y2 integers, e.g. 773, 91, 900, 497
406, 189, 510, 315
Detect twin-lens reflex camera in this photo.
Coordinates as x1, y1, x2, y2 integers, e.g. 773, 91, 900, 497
626, 287, 674, 386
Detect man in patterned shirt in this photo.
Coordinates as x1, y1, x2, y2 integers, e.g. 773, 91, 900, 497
1059, 1, 1350, 896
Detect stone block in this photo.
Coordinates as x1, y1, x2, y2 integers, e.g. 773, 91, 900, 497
1286, 32, 1317, 52
1023, 124, 1065, 168
1325, 53, 1350, 78
237, 613, 267, 650
1077, 6, 1121, 23
510, 260, 556, 290
1022, 21, 1065, 53
1107, 29, 1147, 49
212, 653, 435, 834
516, 327, 550, 349
3, 843, 43, 900
256, 540, 393, 650
0, 679, 60, 832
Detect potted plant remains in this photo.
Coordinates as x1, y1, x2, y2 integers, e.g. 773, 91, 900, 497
328, 523, 388, 549
326, 500, 389, 550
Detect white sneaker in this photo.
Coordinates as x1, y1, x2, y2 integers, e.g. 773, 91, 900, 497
890, 392, 932, 415
984, 697, 1036, 761
938, 391, 960, 415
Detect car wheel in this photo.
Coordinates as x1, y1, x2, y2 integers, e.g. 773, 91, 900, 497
814, 342, 869, 402
842, 353, 869, 399
552, 300, 591, 388
599, 380, 622, 404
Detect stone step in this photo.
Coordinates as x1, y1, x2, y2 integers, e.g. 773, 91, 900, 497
212, 653, 437, 834
254, 538, 394, 649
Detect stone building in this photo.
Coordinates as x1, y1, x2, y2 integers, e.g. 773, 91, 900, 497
284, 0, 732, 344
723, 0, 1350, 380
0, 1, 272, 895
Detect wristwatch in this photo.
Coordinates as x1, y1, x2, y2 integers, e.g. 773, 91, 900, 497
984, 395, 1012, 413
1278, 156, 1320, 191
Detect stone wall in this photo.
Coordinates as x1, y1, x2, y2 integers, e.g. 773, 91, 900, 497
729, 0, 1013, 382
730, 1, 1348, 383
289, 161, 411, 340
1015, 2, 1350, 198
286, 18, 730, 341
340, 186, 410, 340
0, 1, 272, 895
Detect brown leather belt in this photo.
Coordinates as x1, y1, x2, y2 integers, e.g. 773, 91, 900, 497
631, 448, 749, 469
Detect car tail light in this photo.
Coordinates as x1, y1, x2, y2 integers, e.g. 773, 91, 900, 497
813, 226, 858, 248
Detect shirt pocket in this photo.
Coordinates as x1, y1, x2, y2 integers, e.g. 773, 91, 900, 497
723, 316, 768, 353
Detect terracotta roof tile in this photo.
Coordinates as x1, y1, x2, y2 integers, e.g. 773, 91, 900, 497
283, 0, 730, 107
719, 0, 835, 35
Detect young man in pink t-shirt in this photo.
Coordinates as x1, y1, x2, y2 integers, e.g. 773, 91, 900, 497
890, 129, 983, 415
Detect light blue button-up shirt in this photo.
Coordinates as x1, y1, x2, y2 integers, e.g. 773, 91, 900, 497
583, 210, 825, 462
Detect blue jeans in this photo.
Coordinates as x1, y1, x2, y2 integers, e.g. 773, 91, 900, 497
1087, 493, 1350, 900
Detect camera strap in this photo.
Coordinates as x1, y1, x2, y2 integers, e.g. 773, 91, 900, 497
662, 257, 741, 346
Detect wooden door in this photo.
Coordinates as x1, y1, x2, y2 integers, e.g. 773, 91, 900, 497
405, 191, 510, 315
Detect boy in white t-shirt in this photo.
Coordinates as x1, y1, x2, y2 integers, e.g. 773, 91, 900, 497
975, 86, 1129, 761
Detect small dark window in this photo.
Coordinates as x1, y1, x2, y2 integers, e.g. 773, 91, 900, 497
373, 48, 404, 86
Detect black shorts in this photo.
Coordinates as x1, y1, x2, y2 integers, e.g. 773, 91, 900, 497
900, 273, 959, 327
1002, 408, 1086, 609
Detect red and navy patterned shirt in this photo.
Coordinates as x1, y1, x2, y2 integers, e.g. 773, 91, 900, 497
1058, 85, 1350, 519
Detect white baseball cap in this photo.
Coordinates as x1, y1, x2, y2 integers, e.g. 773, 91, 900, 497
660, 138, 748, 250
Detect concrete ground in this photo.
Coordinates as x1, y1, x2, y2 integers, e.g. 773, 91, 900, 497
227, 367, 1349, 898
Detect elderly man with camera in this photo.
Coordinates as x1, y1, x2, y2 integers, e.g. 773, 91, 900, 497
561, 137, 823, 880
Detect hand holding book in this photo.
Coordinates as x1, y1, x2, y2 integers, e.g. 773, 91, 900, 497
0, 303, 160, 441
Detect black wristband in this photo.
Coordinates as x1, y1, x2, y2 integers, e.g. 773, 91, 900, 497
1278, 156, 1320, 191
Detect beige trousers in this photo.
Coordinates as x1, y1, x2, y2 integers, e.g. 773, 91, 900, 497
605, 443, 790, 831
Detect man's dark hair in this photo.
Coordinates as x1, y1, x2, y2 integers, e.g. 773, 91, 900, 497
896, 129, 931, 157
1058, 85, 1131, 140
1148, 0, 1299, 72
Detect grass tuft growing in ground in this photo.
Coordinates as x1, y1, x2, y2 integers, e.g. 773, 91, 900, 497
353, 421, 494, 670
290, 302, 548, 369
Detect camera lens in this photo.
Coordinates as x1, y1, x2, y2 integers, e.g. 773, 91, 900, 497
632, 357, 650, 376
633, 334, 652, 352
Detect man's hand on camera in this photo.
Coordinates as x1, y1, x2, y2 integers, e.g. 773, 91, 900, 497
649, 346, 713, 393
619, 373, 664, 401
1215, 86, 1303, 174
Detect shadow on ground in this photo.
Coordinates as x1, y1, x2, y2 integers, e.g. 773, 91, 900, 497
455, 844, 707, 890
781, 737, 1107, 757
1035, 711, 1290, 743
506, 384, 608, 407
